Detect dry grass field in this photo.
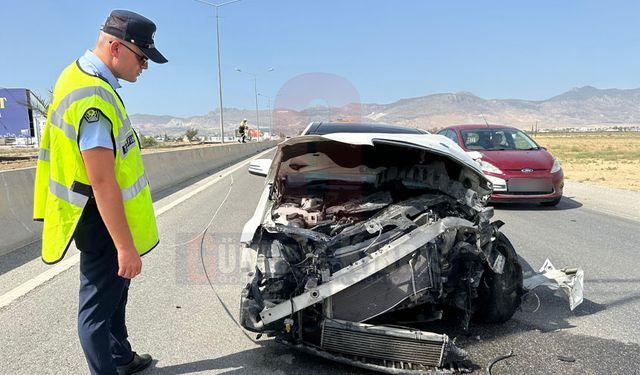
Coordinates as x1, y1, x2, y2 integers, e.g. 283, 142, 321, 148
0, 147, 39, 170
533, 132, 640, 192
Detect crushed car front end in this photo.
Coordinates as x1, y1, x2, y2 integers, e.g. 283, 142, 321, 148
239, 133, 524, 373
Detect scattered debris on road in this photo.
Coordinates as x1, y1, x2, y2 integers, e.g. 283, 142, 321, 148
557, 355, 576, 363
522, 258, 584, 310
485, 350, 516, 375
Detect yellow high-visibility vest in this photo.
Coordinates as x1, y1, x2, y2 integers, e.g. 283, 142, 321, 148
33, 61, 158, 264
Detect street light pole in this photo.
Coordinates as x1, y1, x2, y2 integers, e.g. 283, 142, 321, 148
253, 76, 259, 135
258, 93, 272, 138
235, 67, 273, 137
195, 0, 242, 143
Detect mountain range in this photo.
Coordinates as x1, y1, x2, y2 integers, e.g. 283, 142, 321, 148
130, 86, 640, 137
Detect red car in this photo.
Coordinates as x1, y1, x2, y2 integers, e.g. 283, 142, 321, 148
438, 124, 564, 206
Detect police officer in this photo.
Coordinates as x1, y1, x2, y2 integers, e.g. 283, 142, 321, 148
238, 118, 247, 143
33, 10, 167, 375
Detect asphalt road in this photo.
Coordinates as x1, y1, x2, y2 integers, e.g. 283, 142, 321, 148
1, 155, 639, 375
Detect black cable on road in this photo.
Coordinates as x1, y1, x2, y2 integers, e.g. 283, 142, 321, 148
195, 174, 261, 344
486, 350, 516, 375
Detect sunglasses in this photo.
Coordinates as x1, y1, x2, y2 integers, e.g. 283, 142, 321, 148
111, 40, 148, 65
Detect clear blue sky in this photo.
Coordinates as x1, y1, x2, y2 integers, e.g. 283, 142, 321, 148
2, 0, 639, 117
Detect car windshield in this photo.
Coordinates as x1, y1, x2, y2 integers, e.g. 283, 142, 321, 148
460, 128, 539, 151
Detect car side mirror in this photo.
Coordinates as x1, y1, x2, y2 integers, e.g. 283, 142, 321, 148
248, 158, 272, 177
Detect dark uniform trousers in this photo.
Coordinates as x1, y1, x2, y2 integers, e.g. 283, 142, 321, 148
74, 200, 134, 375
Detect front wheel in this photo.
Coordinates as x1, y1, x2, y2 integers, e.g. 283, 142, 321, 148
474, 232, 523, 323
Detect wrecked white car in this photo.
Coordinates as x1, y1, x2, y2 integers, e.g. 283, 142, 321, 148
240, 126, 524, 373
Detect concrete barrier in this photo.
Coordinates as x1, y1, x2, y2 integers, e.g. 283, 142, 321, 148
0, 141, 277, 257
0, 167, 39, 255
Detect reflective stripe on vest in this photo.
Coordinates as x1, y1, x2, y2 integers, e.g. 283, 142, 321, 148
48, 178, 89, 208
48, 108, 77, 141
38, 148, 50, 162
122, 174, 148, 202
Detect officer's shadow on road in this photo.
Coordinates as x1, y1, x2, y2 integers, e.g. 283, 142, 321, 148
0, 241, 45, 276
491, 195, 583, 212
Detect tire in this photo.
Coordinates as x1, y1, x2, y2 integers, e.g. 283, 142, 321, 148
474, 232, 523, 323
540, 196, 562, 207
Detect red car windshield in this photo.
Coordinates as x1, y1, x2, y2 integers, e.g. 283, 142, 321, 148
460, 128, 539, 151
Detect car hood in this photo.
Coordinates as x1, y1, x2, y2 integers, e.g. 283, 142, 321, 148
281, 132, 486, 177
480, 149, 554, 170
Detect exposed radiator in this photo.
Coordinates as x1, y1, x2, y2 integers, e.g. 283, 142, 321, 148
320, 319, 451, 368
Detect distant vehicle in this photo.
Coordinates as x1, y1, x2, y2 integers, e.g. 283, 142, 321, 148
439, 124, 564, 206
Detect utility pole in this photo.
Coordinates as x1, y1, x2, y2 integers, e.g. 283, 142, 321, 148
258, 93, 272, 138
194, 0, 242, 143
235, 67, 274, 136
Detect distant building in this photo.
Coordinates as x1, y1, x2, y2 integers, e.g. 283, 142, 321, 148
0, 88, 42, 147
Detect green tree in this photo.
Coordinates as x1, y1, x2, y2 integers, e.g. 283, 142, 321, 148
21, 90, 53, 118
185, 128, 198, 142
139, 133, 158, 148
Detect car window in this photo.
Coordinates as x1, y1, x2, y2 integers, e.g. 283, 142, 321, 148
439, 129, 459, 145
511, 130, 539, 150
461, 128, 539, 150
461, 130, 484, 150
491, 130, 509, 149
447, 130, 459, 144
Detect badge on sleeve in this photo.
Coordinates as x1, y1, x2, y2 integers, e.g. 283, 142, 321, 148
83, 108, 100, 123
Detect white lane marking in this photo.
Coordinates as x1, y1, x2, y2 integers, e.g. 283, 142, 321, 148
0, 148, 274, 309
0, 253, 79, 309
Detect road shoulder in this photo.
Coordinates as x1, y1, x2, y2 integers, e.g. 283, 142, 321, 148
563, 180, 640, 222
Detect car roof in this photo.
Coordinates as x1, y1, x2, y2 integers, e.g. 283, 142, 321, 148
303, 121, 428, 135
442, 124, 518, 131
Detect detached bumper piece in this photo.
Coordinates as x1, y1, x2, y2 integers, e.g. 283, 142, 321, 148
284, 319, 469, 374
523, 258, 584, 311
